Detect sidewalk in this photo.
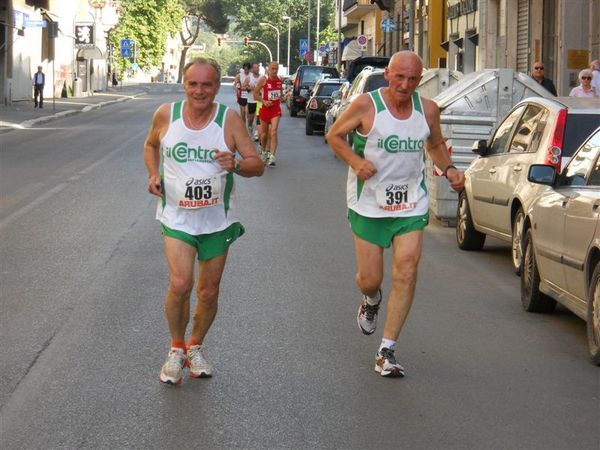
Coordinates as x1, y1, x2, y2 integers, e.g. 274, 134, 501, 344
0, 82, 149, 133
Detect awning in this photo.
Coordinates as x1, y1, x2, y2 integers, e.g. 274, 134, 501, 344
342, 39, 363, 62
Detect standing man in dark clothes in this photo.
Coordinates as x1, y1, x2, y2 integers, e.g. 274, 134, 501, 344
531, 61, 557, 96
32, 66, 45, 108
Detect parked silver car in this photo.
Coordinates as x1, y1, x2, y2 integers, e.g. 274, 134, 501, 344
457, 97, 600, 275
521, 127, 600, 365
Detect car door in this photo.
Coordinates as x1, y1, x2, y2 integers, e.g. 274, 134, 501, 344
535, 131, 600, 297
562, 131, 600, 302
493, 105, 548, 234
469, 105, 526, 228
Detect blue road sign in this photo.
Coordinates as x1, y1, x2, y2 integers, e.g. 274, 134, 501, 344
299, 38, 308, 58
120, 39, 134, 58
381, 18, 396, 33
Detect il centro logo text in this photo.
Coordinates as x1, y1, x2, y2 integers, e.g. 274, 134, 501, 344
165, 142, 217, 163
377, 136, 424, 153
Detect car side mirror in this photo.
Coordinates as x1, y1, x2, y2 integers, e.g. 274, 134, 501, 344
472, 139, 489, 156
527, 164, 556, 185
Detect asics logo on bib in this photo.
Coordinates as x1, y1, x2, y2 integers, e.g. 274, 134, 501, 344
377, 135, 424, 153
165, 142, 218, 163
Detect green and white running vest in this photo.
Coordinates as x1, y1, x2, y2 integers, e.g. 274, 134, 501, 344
156, 101, 238, 235
347, 89, 430, 218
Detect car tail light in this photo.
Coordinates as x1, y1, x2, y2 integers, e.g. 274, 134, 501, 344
308, 98, 318, 109
546, 108, 567, 171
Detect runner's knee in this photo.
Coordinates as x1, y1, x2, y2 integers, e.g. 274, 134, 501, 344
356, 272, 383, 293
168, 275, 194, 298
197, 284, 219, 305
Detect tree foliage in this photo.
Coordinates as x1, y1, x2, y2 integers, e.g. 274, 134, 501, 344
109, 0, 184, 71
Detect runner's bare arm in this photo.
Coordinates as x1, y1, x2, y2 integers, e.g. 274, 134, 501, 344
423, 99, 464, 191
233, 74, 240, 92
327, 94, 377, 180
253, 77, 265, 103
144, 103, 170, 197
217, 110, 264, 177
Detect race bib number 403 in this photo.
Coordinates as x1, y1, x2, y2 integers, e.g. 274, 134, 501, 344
375, 181, 418, 212
176, 176, 221, 209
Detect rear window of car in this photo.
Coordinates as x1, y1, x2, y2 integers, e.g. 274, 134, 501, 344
301, 67, 339, 84
364, 74, 388, 93
317, 83, 342, 97
563, 114, 600, 157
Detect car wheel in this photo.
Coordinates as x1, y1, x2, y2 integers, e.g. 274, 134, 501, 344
511, 207, 525, 275
587, 264, 600, 365
456, 190, 486, 250
305, 118, 314, 136
521, 228, 556, 313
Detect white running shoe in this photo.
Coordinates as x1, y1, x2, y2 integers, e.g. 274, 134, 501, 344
357, 289, 382, 335
187, 344, 213, 378
159, 348, 186, 385
259, 148, 268, 164
375, 347, 405, 378
267, 153, 276, 167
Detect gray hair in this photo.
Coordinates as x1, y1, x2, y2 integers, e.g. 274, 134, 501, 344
579, 68, 593, 80
183, 57, 222, 82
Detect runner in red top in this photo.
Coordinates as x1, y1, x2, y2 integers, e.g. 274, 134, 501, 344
253, 61, 284, 166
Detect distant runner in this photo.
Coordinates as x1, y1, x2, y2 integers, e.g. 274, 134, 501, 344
254, 61, 283, 166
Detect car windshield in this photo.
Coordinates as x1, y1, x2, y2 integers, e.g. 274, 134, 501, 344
364, 74, 388, 93
563, 114, 600, 157
317, 84, 342, 97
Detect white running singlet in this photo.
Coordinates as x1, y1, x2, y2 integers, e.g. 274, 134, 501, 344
156, 101, 239, 235
347, 89, 430, 218
247, 73, 260, 104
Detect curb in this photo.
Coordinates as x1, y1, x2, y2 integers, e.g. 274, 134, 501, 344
0, 91, 147, 133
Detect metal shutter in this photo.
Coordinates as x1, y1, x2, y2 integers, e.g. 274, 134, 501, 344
516, 0, 530, 72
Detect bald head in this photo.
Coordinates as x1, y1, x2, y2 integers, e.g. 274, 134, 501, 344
388, 51, 424, 75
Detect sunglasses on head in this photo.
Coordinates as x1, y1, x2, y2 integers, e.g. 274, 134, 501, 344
581, 76, 592, 80
534, 66, 544, 70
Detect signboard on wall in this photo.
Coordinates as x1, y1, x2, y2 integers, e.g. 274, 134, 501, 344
75, 23, 95, 48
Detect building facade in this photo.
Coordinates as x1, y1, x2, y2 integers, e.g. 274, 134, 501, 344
337, 0, 599, 96
1, 0, 121, 104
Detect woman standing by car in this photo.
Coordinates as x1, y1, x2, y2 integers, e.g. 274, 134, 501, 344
569, 69, 599, 98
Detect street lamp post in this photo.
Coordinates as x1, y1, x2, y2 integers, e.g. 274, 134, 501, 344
259, 21, 280, 63
282, 15, 291, 75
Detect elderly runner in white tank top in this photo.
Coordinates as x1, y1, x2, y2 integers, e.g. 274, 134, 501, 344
144, 57, 264, 385
327, 51, 464, 378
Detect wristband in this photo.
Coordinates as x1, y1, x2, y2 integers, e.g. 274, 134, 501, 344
233, 160, 241, 174
444, 164, 457, 177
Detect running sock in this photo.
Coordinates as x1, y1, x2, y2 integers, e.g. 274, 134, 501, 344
188, 338, 200, 348
365, 291, 381, 306
171, 340, 187, 351
379, 339, 396, 353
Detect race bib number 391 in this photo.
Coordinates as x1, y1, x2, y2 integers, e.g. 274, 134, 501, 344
176, 176, 221, 209
375, 181, 418, 212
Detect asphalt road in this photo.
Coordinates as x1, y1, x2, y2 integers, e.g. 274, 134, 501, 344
1, 84, 598, 449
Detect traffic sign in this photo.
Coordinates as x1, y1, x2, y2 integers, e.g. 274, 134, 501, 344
381, 18, 396, 33
24, 19, 47, 28
357, 34, 368, 49
299, 38, 308, 58
120, 38, 134, 58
